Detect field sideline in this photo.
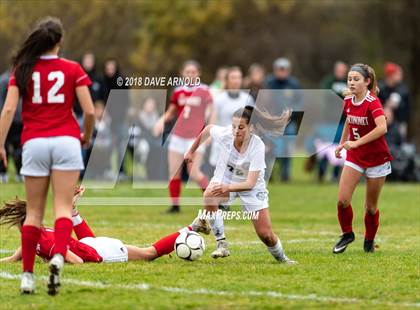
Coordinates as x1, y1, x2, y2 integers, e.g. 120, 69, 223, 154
0, 180, 419, 309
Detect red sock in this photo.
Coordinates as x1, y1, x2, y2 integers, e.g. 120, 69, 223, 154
73, 220, 95, 240
364, 210, 380, 241
169, 178, 181, 205
198, 176, 209, 192
21, 225, 41, 273
152, 227, 192, 257
53, 217, 73, 257
337, 204, 353, 233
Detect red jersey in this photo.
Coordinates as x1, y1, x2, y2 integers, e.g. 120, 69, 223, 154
343, 91, 392, 168
36, 227, 102, 263
170, 85, 212, 139
8, 55, 91, 145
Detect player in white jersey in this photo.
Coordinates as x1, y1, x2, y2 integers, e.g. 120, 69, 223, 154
185, 106, 296, 264
209, 66, 255, 167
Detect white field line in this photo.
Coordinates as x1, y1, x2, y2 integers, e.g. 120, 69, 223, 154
0, 271, 418, 308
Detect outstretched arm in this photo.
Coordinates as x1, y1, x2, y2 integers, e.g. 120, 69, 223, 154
65, 249, 84, 264
0, 246, 22, 262
184, 125, 213, 164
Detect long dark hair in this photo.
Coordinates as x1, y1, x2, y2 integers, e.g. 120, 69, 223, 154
0, 198, 27, 228
12, 17, 63, 96
233, 105, 292, 136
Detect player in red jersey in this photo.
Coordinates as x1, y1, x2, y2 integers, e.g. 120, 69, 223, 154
0, 18, 95, 294
0, 187, 210, 264
154, 60, 213, 213
333, 63, 392, 254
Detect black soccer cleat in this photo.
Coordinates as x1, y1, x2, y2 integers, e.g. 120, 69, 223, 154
166, 205, 180, 214
363, 239, 375, 253
333, 231, 355, 254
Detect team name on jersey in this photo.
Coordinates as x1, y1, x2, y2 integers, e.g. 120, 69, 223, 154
347, 115, 369, 126
178, 94, 202, 106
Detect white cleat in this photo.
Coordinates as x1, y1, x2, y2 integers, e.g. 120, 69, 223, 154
20, 272, 35, 294
211, 240, 230, 259
279, 256, 297, 265
48, 254, 64, 296
191, 217, 211, 235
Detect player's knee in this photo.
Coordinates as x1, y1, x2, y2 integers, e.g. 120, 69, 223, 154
337, 199, 350, 208
365, 203, 377, 214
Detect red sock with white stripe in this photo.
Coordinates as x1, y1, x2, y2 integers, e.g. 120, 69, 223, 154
53, 217, 73, 257
21, 225, 41, 273
169, 178, 181, 206
364, 210, 380, 240
337, 204, 353, 234
152, 226, 192, 257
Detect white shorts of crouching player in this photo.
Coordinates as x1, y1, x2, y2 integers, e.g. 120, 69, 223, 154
79, 237, 128, 263
168, 134, 206, 155
344, 161, 392, 178
21, 136, 84, 176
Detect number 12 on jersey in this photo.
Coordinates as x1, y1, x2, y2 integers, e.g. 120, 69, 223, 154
32, 71, 65, 104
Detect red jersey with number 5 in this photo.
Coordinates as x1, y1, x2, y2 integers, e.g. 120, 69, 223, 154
170, 85, 212, 139
343, 91, 392, 168
8, 55, 91, 145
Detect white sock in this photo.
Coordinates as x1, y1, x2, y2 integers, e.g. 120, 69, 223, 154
267, 238, 286, 261
208, 210, 225, 241
72, 214, 83, 226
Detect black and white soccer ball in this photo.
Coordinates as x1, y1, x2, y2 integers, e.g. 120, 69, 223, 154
175, 231, 205, 261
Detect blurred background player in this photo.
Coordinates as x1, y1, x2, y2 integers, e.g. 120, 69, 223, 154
154, 60, 213, 213
0, 187, 210, 265
243, 63, 265, 102
334, 63, 392, 254
0, 17, 95, 294
0, 70, 23, 183
185, 106, 295, 263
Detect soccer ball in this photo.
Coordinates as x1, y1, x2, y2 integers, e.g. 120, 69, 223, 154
175, 231, 205, 261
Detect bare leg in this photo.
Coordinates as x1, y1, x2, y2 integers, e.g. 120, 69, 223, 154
126, 245, 158, 261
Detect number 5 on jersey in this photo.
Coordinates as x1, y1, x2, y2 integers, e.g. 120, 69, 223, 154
32, 71, 65, 104
352, 127, 361, 140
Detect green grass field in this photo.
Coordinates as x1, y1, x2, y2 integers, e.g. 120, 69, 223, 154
0, 170, 419, 309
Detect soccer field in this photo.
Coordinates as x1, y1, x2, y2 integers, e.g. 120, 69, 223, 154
0, 181, 419, 309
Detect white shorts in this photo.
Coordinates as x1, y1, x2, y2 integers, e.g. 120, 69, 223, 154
168, 134, 205, 155
344, 161, 392, 178
21, 136, 84, 177
210, 180, 269, 212
79, 237, 128, 263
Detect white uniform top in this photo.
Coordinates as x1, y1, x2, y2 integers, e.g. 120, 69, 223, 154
214, 91, 255, 127
210, 125, 266, 190
210, 91, 254, 166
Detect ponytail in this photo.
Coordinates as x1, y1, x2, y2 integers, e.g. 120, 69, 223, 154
233, 105, 292, 136
0, 198, 27, 228
350, 63, 379, 95
12, 17, 63, 96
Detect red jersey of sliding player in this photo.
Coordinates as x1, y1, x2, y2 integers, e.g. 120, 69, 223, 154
8, 56, 91, 145
170, 84, 212, 139
343, 91, 393, 168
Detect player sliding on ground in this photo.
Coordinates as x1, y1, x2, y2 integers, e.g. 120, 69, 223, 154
333, 63, 392, 254
0, 187, 210, 289
185, 105, 296, 264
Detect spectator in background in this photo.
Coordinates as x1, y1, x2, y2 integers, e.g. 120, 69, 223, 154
101, 58, 130, 180
209, 66, 255, 170
378, 62, 411, 141
264, 57, 302, 182
84, 101, 112, 179
320, 61, 349, 98
244, 63, 265, 101
309, 61, 349, 182
0, 70, 23, 183
210, 66, 228, 98
138, 97, 167, 180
